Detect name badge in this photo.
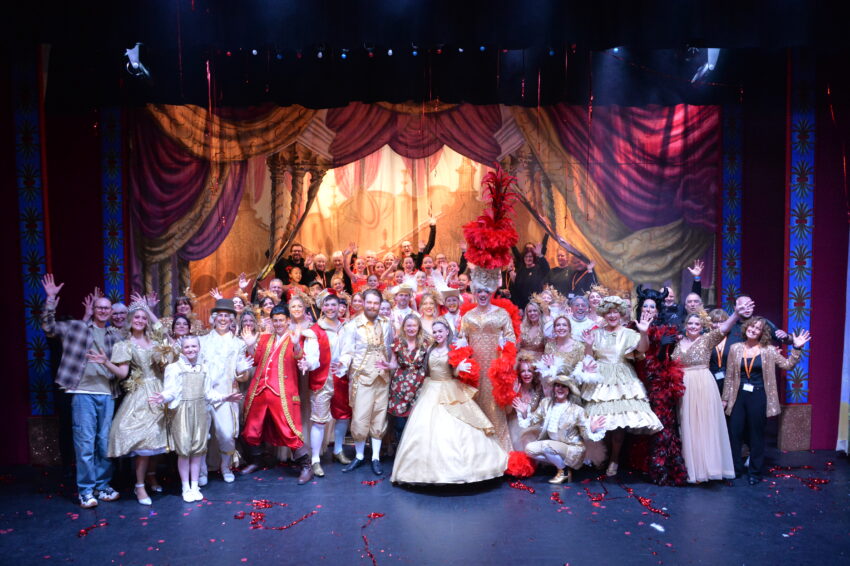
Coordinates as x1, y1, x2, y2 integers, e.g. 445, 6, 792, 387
742, 383, 754, 393
714, 371, 725, 381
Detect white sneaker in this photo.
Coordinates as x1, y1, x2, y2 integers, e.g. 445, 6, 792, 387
222, 470, 235, 483
182, 489, 195, 503
191, 488, 204, 502
198, 474, 208, 487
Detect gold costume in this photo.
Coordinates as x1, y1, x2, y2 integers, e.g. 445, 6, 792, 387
460, 305, 516, 453
391, 348, 508, 484
107, 341, 168, 457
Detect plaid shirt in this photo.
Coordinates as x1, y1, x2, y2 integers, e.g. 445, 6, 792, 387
41, 302, 121, 394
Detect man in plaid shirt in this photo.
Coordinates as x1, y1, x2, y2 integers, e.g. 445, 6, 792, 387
41, 274, 122, 508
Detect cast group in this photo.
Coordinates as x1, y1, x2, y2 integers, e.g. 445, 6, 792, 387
43, 180, 810, 509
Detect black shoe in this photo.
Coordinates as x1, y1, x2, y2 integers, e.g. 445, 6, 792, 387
342, 458, 364, 473
371, 459, 384, 476
748, 475, 761, 485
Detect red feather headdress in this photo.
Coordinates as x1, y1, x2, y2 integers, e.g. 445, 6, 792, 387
462, 165, 519, 270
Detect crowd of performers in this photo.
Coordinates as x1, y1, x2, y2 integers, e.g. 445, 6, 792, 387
42, 227, 811, 509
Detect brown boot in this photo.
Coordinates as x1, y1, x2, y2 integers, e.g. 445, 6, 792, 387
297, 456, 314, 485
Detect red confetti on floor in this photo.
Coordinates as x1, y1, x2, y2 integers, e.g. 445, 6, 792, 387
509, 480, 536, 494
77, 519, 108, 537
232, 500, 317, 531
361, 512, 386, 566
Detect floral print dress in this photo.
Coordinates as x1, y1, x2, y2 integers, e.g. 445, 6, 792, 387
387, 340, 429, 418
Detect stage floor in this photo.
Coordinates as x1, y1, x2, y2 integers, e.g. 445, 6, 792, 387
1, 448, 847, 566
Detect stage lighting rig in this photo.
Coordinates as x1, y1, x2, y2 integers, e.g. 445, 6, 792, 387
690, 48, 720, 83
124, 43, 150, 79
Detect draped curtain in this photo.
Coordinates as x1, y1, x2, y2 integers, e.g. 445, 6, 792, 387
130, 99, 720, 306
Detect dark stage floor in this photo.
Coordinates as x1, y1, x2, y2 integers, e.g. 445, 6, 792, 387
1, 448, 848, 566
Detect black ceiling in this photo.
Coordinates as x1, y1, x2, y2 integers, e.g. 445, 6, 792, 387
7, 0, 845, 109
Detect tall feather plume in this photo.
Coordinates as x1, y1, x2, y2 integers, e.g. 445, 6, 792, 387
461, 164, 520, 269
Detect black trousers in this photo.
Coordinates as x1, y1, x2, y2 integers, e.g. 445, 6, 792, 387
728, 386, 767, 477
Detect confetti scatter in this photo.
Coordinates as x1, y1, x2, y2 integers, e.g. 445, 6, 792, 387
768, 464, 832, 490
361, 479, 385, 487
509, 480, 536, 494
77, 519, 108, 537
620, 485, 670, 518
361, 513, 386, 566
232, 499, 317, 531
550, 491, 564, 505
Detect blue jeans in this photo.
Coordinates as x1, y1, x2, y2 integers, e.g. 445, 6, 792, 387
71, 394, 115, 494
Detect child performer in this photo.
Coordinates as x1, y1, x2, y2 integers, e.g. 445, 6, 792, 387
150, 336, 243, 502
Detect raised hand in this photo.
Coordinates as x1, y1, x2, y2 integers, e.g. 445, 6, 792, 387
512, 397, 529, 417
533, 242, 543, 256
86, 349, 108, 364
240, 327, 258, 348
238, 272, 250, 290
792, 330, 811, 349
582, 358, 598, 373
542, 353, 555, 367
209, 287, 223, 300
92, 286, 103, 299
581, 328, 595, 347
82, 293, 95, 319
130, 291, 147, 306
635, 310, 654, 333
41, 273, 64, 298
145, 292, 159, 308
456, 359, 472, 374
429, 215, 437, 226
687, 259, 705, 278
590, 415, 607, 433
735, 298, 755, 316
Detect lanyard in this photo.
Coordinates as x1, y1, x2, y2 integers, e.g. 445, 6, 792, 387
714, 340, 725, 367
572, 270, 589, 288
743, 352, 758, 381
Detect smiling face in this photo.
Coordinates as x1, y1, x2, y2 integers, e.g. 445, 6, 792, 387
745, 319, 765, 342
523, 251, 535, 268
214, 311, 233, 332
367, 274, 379, 288
288, 298, 306, 322
553, 382, 569, 402
289, 267, 302, 283
588, 291, 601, 308
571, 297, 588, 318
109, 304, 126, 328
272, 313, 288, 335
431, 322, 448, 345
290, 245, 303, 261
269, 279, 284, 298
474, 287, 492, 306
130, 309, 149, 333
175, 299, 192, 316
181, 337, 200, 364
363, 292, 381, 320
604, 307, 621, 328
332, 278, 345, 293
525, 302, 541, 323
556, 249, 568, 268
444, 295, 459, 313
172, 316, 190, 337
314, 254, 327, 271
685, 315, 703, 337
394, 291, 410, 309
403, 317, 421, 338
402, 257, 415, 273
351, 293, 364, 313
379, 300, 392, 318
261, 297, 275, 315
420, 296, 436, 316
641, 298, 657, 319
553, 316, 571, 338
518, 362, 534, 385
321, 297, 339, 319
232, 296, 245, 313
458, 273, 470, 291
422, 256, 434, 273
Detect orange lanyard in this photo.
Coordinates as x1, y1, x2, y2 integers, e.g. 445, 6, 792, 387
743, 353, 759, 381
572, 271, 589, 288
714, 341, 725, 367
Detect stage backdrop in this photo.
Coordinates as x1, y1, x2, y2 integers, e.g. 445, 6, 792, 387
127, 101, 721, 317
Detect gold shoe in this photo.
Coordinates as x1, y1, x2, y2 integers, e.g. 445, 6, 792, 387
312, 462, 325, 477
606, 462, 619, 477
334, 452, 351, 465
549, 469, 571, 484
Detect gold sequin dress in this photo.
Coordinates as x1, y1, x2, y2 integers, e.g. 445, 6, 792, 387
108, 341, 168, 457
518, 323, 546, 362
543, 339, 585, 397
460, 305, 516, 453
672, 329, 735, 482
391, 348, 508, 484
582, 327, 663, 434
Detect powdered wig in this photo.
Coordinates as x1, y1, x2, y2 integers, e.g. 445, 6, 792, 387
596, 295, 629, 317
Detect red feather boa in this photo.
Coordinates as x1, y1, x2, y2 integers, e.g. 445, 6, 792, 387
459, 298, 521, 407
447, 345, 479, 388
506, 451, 536, 478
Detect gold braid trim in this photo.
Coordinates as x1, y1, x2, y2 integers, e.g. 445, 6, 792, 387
276, 335, 304, 442
244, 336, 277, 420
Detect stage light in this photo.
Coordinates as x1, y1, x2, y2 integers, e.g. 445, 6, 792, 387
124, 42, 150, 78
691, 48, 721, 82
251, 49, 258, 56
276, 52, 283, 60
458, 47, 464, 53
612, 47, 620, 53
387, 48, 394, 56
479, 45, 486, 52
341, 49, 349, 60
548, 48, 555, 56
317, 49, 324, 59
412, 49, 418, 56
411, 43, 419, 57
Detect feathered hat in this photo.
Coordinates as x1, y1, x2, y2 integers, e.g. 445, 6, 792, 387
462, 164, 519, 293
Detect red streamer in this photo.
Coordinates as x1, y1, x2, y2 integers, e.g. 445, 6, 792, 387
768, 464, 832, 490
361, 478, 385, 487
233, 499, 317, 531
620, 485, 670, 518
77, 519, 108, 537
550, 491, 564, 505
508, 480, 536, 494
361, 512, 386, 566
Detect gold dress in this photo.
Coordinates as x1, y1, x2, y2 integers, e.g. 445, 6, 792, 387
581, 327, 663, 434
391, 349, 508, 484
672, 329, 735, 482
161, 359, 214, 458
460, 305, 517, 453
542, 339, 585, 397
517, 323, 546, 362
506, 386, 543, 451
108, 341, 168, 457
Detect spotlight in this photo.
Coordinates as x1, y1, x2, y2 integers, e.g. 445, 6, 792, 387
124, 42, 150, 78
411, 43, 418, 57
548, 48, 555, 56
387, 48, 394, 56
341, 48, 349, 60
691, 48, 720, 82
251, 49, 258, 56
276, 52, 283, 60
479, 45, 486, 52
612, 47, 620, 53
458, 47, 464, 53
435, 44, 443, 55
317, 49, 323, 59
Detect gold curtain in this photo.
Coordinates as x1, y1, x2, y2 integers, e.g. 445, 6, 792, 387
510, 106, 713, 288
